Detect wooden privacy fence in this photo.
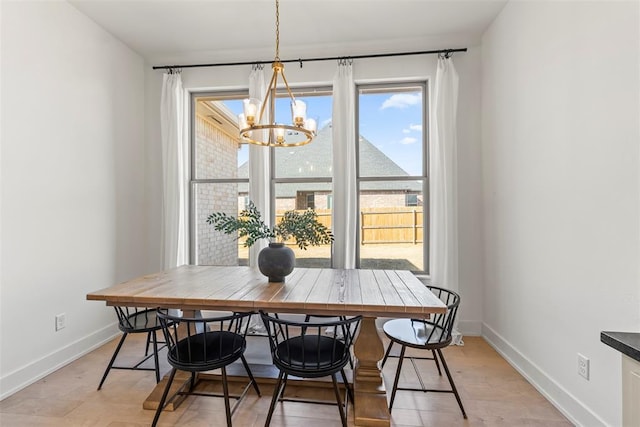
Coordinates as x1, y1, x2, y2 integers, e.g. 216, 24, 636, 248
359, 207, 423, 245
273, 207, 423, 245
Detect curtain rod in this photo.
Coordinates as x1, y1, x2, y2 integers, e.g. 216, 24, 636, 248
152, 47, 467, 70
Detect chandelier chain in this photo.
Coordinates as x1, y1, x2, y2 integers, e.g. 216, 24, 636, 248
275, 0, 280, 61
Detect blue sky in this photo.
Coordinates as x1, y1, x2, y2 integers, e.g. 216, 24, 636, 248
226, 88, 423, 176
359, 91, 423, 176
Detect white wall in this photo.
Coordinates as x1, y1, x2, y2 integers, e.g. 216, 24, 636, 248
7, 1, 635, 422
144, 48, 485, 334
0, 1, 147, 398
481, 1, 640, 426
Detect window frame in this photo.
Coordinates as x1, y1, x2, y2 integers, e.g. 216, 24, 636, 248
189, 90, 250, 265
355, 81, 429, 274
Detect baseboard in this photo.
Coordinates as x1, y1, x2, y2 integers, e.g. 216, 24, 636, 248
458, 320, 482, 336
0, 322, 119, 400
482, 323, 606, 427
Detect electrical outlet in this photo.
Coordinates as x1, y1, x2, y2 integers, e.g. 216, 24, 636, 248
578, 353, 590, 380
55, 313, 66, 331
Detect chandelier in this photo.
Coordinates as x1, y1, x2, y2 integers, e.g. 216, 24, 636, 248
238, 0, 316, 147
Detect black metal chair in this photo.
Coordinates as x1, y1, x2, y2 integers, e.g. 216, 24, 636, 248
152, 309, 261, 427
381, 286, 467, 418
260, 311, 362, 427
303, 314, 354, 369
98, 307, 168, 390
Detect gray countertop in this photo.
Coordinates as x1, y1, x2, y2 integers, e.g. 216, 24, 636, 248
601, 331, 640, 362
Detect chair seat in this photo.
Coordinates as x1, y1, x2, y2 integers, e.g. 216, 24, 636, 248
119, 309, 163, 333
168, 331, 246, 372
383, 318, 449, 348
275, 336, 347, 375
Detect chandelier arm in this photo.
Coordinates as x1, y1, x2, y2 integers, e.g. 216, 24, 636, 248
257, 69, 279, 124
269, 77, 277, 125
278, 68, 297, 103
268, 83, 276, 145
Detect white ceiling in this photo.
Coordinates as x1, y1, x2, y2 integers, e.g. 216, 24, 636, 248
69, 0, 507, 65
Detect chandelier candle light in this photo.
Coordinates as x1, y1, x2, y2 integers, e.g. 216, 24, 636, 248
238, 0, 317, 147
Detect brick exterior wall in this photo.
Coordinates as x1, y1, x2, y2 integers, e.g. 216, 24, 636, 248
276, 191, 422, 210
195, 115, 239, 265
360, 191, 423, 208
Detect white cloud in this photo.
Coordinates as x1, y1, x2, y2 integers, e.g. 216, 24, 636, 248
380, 93, 421, 110
402, 123, 423, 134
400, 137, 417, 145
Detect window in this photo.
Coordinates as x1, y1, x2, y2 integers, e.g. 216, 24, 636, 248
357, 83, 427, 272
190, 82, 428, 274
296, 192, 315, 210
274, 88, 333, 267
405, 194, 419, 207
190, 93, 250, 266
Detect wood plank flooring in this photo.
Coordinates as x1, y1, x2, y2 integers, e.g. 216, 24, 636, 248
0, 333, 572, 426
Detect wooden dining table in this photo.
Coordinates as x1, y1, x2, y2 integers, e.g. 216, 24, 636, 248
87, 265, 446, 427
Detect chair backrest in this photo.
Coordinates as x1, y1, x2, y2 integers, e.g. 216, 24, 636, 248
259, 311, 361, 375
156, 309, 253, 370
113, 307, 161, 332
415, 286, 461, 346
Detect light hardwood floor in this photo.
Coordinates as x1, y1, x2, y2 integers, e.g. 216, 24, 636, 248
0, 333, 572, 426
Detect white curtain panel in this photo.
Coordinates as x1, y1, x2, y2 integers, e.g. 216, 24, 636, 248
248, 67, 271, 267
331, 62, 357, 269
160, 71, 188, 269
430, 56, 462, 344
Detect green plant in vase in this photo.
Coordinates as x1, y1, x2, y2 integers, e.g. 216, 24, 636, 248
206, 201, 333, 281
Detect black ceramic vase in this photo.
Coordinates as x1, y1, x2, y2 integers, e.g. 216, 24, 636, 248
258, 242, 295, 282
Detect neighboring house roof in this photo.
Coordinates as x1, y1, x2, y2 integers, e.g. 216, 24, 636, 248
238, 125, 422, 197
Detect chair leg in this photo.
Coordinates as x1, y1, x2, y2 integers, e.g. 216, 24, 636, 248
432, 349, 442, 375
221, 367, 232, 427
340, 368, 354, 404
241, 355, 261, 396
189, 372, 197, 393
436, 348, 467, 419
145, 331, 152, 356
341, 314, 354, 368
381, 340, 394, 368
331, 373, 347, 427
388, 344, 406, 411
265, 371, 285, 427
98, 332, 128, 390
151, 330, 161, 383
151, 367, 177, 427
279, 373, 289, 401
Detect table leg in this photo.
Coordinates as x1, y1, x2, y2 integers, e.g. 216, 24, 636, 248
142, 370, 190, 411
353, 316, 390, 427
